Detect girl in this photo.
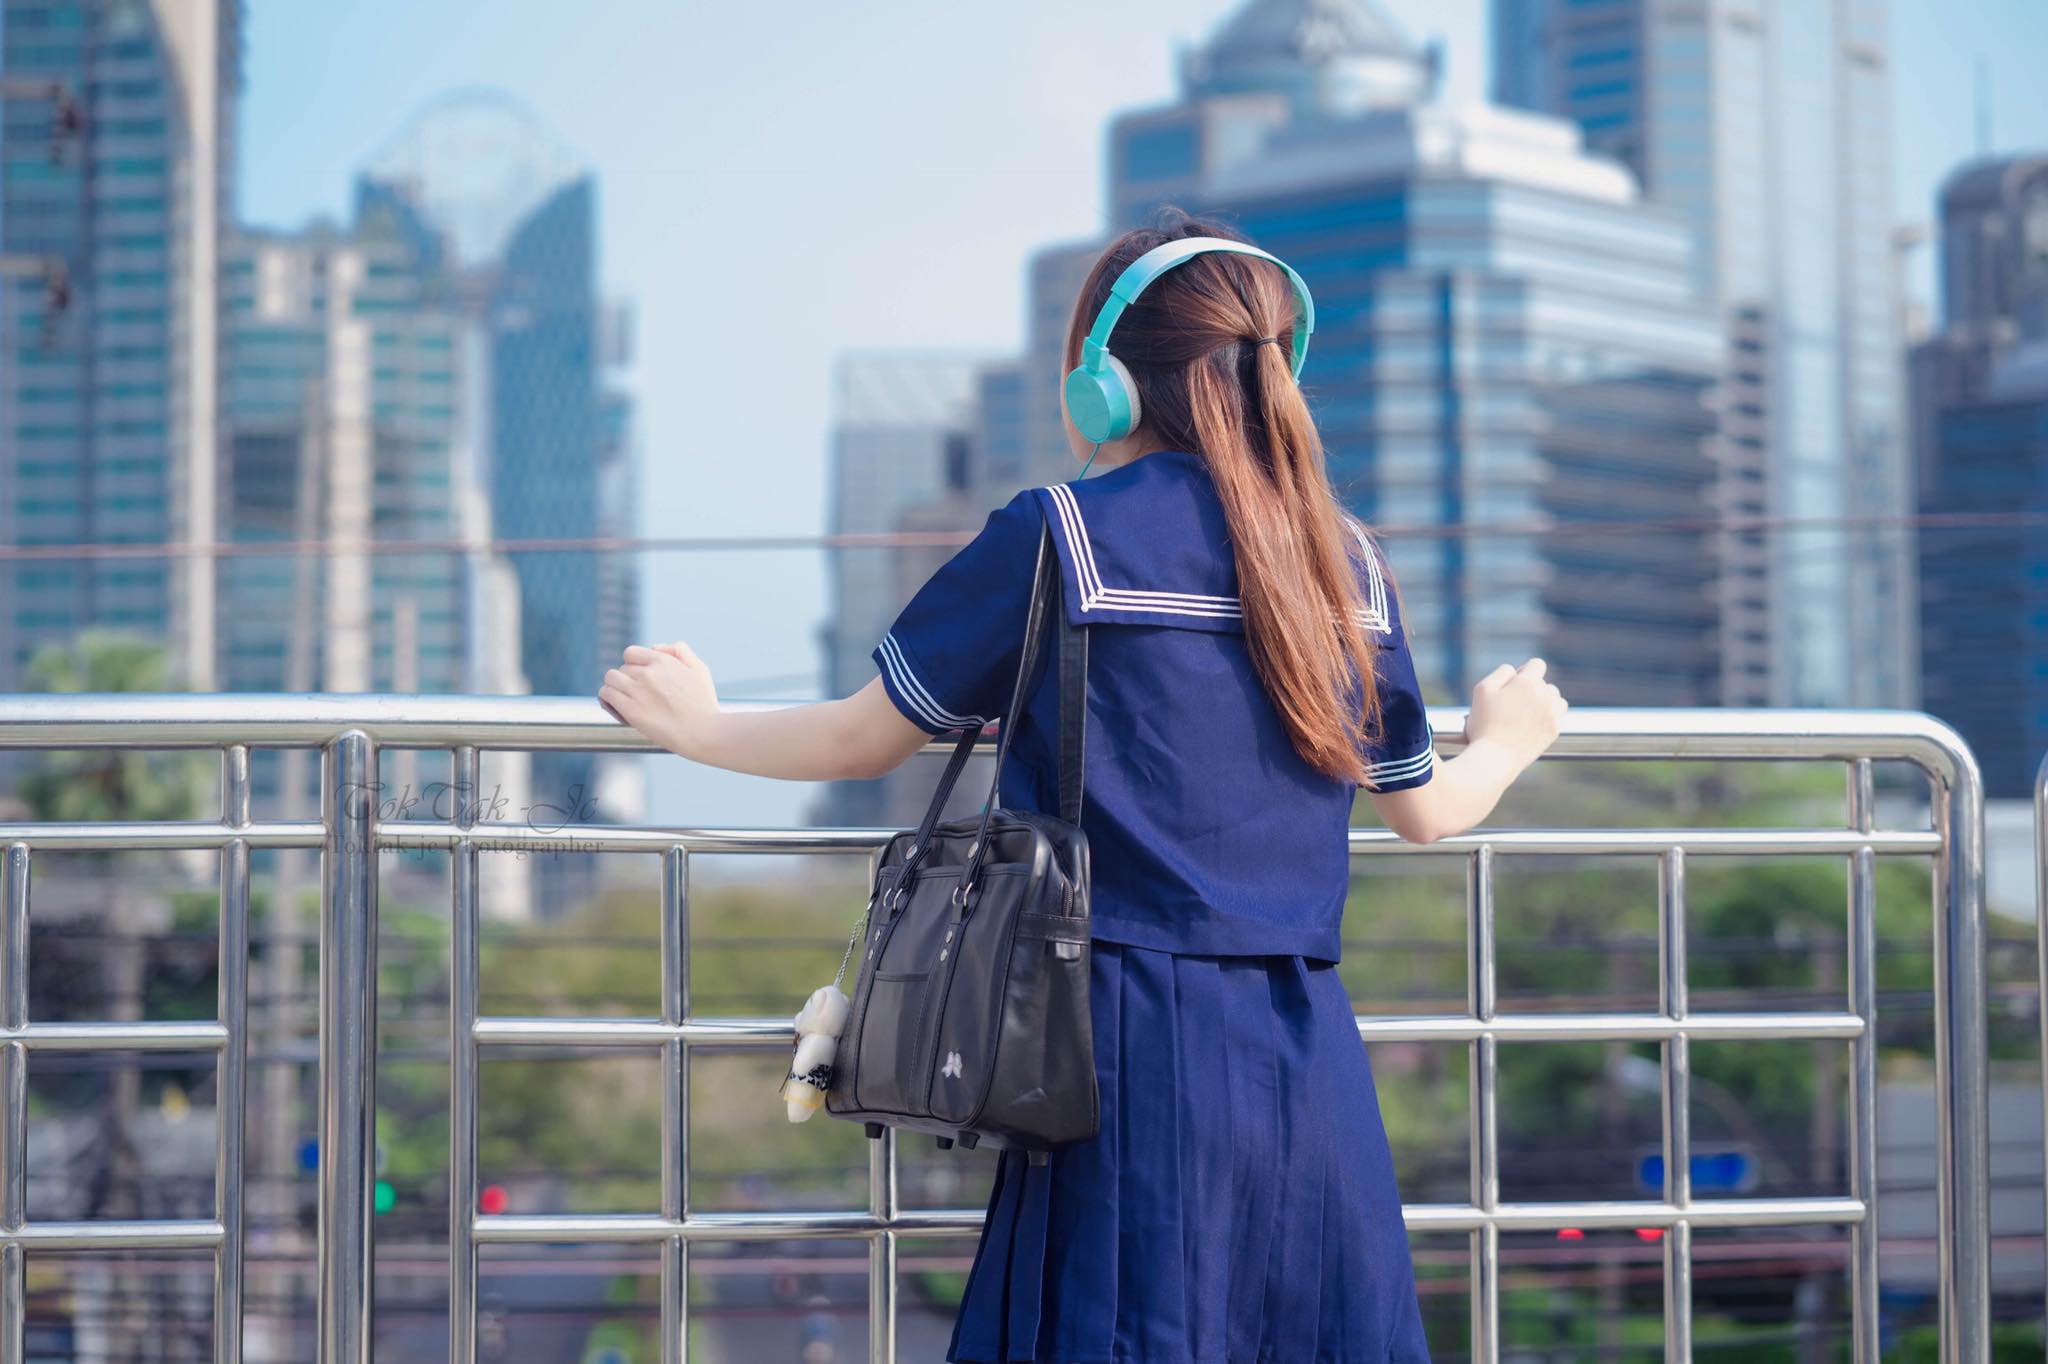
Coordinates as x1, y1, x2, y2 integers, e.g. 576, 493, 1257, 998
601, 208, 1566, 1364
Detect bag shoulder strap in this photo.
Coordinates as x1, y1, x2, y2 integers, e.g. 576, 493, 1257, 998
891, 503, 1088, 881
979, 511, 1084, 822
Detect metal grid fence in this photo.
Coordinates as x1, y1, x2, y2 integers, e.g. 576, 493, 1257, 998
0, 695, 1994, 1363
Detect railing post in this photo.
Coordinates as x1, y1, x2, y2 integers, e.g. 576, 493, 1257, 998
1466, 843, 1499, 1364
2035, 750, 2048, 1363
1659, 846, 1693, 1364
1927, 737, 1991, 1362
1846, 761, 1880, 1363
661, 845, 689, 1364
866, 846, 898, 1364
319, 731, 379, 1363
1, 843, 26, 1364
449, 746, 481, 1364
216, 746, 251, 1364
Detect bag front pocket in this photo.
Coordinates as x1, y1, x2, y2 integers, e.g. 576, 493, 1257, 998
852, 970, 931, 1116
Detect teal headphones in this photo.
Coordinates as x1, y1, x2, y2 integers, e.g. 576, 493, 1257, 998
1064, 235, 1317, 452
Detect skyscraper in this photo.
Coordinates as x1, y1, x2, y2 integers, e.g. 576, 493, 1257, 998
816, 352, 991, 826
1001, 0, 1726, 704
358, 93, 640, 912
0, 0, 239, 692
1913, 153, 2048, 799
1492, 0, 1916, 708
222, 201, 538, 917
1109, 0, 1437, 232
222, 215, 469, 698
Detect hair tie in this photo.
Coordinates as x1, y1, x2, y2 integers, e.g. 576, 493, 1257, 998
1250, 336, 1280, 349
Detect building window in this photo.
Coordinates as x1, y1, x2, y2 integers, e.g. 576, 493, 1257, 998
1121, 122, 1198, 183
942, 432, 971, 492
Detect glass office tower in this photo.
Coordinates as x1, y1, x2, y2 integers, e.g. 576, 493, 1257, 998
220, 217, 471, 700
0, 0, 239, 692
358, 95, 639, 912
1197, 108, 1723, 704
220, 203, 539, 919
1007, 0, 1727, 703
1913, 153, 2048, 798
1493, 0, 1915, 708
816, 352, 988, 826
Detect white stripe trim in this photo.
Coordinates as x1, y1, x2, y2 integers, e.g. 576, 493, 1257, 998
1365, 746, 1435, 780
1046, 482, 1393, 631
878, 631, 987, 731
1046, 482, 1106, 599
1341, 515, 1392, 628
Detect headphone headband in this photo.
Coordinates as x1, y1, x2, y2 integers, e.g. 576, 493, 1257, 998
1080, 236, 1316, 381
1064, 234, 1317, 449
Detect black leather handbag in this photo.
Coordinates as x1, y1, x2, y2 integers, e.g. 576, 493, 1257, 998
824, 512, 1098, 1163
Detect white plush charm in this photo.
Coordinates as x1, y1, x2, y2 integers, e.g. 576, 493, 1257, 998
780, 982, 850, 1122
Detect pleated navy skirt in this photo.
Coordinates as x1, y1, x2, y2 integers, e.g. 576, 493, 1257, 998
946, 939, 1434, 1364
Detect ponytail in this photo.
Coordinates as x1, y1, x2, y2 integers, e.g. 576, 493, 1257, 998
1065, 211, 1388, 784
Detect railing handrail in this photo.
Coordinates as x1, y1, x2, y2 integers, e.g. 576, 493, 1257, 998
0, 691, 1987, 763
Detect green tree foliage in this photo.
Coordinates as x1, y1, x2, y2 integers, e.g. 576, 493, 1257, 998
18, 630, 211, 834
372, 870, 880, 1217
1346, 757, 1943, 1199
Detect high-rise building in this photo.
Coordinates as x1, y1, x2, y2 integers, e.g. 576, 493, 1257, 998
222, 218, 469, 697
1011, 242, 1103, 492
0, 0, 240, 692
357, 94, 640, 912
971, 358, 1032, 494
594, 307, 641, 705
1910, 154, 2048, 488
1492, 0, 1915, 709
590, 313, 646, 850
816, 352, 993, 827
1110, 0, 1436, 232
222, 203, 537, 917
1913, 153, 2048, 799
998, 0, 1726, 704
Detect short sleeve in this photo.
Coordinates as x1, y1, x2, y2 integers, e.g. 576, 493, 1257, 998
1352, 528, 1437, 793
872, 488, 1044, 735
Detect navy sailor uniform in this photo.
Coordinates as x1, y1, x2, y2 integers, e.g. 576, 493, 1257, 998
871, 448, 1437, 1363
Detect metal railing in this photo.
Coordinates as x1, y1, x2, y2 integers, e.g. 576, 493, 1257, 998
0, 695, 1994, 1363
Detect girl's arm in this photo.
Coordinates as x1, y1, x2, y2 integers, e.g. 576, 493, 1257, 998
1366, 658, 1565, 844
601, 642, 936, 782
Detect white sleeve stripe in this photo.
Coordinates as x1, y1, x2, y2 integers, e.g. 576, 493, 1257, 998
1365, 745, 1435, 779
879, 635, 958, 731
879, 632, 987, 731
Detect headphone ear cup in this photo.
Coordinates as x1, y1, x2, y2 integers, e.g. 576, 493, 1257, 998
1064, 359, 1138, 446
1101, 352, 1140, 439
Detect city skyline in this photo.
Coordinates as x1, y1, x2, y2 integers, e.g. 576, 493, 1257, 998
1495, 0, 1918, 713
0, 3, 2039, 1353
235, 0, 2048, 831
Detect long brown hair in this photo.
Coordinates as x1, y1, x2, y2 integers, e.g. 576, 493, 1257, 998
1065, 207, 1390, 785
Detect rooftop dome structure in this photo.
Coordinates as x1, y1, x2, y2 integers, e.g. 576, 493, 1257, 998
1181, 0, 1438, 117
361, 89, 586, 269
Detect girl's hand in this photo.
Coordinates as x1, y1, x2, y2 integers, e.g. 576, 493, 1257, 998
1464, 658, 1566, 768
600, 642, 720, 758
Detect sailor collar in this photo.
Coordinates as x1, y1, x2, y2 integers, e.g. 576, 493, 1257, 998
1028, 449, 1394, 637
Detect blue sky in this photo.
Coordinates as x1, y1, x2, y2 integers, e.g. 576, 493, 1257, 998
240, 0, 2048, 829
